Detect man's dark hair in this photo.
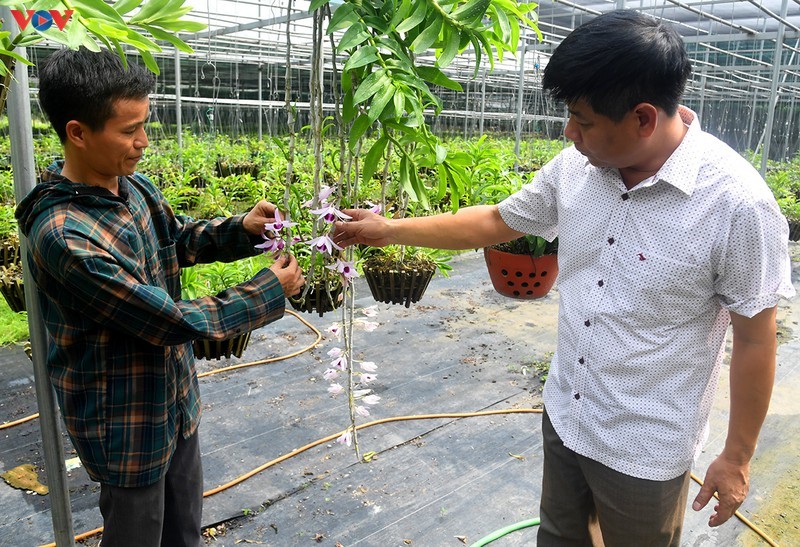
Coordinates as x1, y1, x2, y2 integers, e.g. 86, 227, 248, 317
38, 48, 155, 142
542, 10, 691, 122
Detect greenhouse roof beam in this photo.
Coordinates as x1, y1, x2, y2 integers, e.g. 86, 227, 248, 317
744, 0, 800, 32
190, 11, 312, 40
663, 0, 758, 35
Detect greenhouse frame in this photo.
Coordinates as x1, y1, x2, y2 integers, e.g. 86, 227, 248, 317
1, 0, 800, 545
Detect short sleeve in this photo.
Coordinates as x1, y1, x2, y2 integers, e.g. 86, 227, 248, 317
715, 197, 795, 317
497, 156, 561, 242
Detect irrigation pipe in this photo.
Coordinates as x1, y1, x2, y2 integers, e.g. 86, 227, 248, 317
0, 309, 323, 431
469, 517, 541, 547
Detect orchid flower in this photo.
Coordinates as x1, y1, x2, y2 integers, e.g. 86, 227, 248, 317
362, 394, 381, 405
356, 319, 380, 332
303, 184, 335, 208
323, 368, 339, 381
365, 201, 382, 214
327, 383, 344, 396
305, 234, 343, 254
355, 406, 370, 417
263, 209, 298, 233
361, 306, 378, 318
359, 361, 378, 372
327, 347, 343, 359
254, 236, 285, 256
326, 323, 342, 340
326, 259, 359, 281
330, 355, 348, 371
336, 430, 352, 446
359, 373, 377, 384
311, 203, 353, 223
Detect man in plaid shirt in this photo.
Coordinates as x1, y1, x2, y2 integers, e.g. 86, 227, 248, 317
16, 48, 304, 546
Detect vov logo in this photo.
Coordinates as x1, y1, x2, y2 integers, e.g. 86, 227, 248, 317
11, 10, 74, 31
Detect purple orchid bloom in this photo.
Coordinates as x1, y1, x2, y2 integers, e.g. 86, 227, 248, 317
254, 236, 285, 256
305, 234, 343, 254
263, 209, 297, 233
310, 203, 352, 223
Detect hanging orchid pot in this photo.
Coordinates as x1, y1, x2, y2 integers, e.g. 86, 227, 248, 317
0, 263, 25, 313
288, 276, 344, 317
788, 219, 800, 242
192, 330, 252, 361
0, 234, 21, 268
362, 255, 436, 308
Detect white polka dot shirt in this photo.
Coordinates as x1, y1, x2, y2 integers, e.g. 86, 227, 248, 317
498, 107, 795, 481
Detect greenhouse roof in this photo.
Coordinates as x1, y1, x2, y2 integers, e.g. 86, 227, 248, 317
172, 0, 800, 101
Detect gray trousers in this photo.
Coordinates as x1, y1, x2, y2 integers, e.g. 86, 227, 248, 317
538, 409, 691, 547
99, 430, 204, 547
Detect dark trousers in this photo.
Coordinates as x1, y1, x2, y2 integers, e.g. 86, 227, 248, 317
538, 409, 691, 547
99, 430, 204, 547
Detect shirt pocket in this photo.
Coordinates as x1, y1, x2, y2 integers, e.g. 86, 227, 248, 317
617, 249, 714, 326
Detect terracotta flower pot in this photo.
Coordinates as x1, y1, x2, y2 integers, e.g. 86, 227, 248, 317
192, 331, 252, 361
362, 261, 435, 308
483, 246, 558, 299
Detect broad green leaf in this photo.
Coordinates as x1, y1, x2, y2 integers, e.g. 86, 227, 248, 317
128, 0, 170, 23
416, 66, 462, 92
353, 68, 387, 105
475, 31, 494, 71
395, 0, 428, 33
113, 0, 141, 15
435, 144, 447, 164
72, 0, 127, 23
410, 13, 442, 53
367, 83, 394, 123
362, 15, 388, 34
139, 48, 160, 74
308, 0, 330, 12
348, 113, 372, 151
153, 19, 206, 32
142, 24, 193, 53
437, 25, 460, 68
436, 164, 449, 200
342, 90, 356, 123
450, 0, 490, 25
376, 36, 414, 67
0, 48, 31, 67
389, 0, 412, 28
491, 4, 511, 43
15, 33, 43, 47
84, 19, 128, 40
337, 23, 370, 52
362, 134, 388, 184
392, 90, 405, 119
343, 45, 378, 72
409, 161, 430, 209
123, 27, 161, 51
470, 35, 482, 77
399, 156, 417, 201
327, 3, 357, 34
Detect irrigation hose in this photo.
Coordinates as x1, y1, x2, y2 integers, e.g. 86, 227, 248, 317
469, 517, 541, 547
0, 309, 322, 431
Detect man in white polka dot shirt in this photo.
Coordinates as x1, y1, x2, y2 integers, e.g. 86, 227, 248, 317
334, 9, 795, 546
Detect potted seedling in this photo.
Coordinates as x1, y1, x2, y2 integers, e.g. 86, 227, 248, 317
484, 234, 559, 299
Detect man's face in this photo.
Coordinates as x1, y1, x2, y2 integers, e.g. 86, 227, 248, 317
563, 99, 640, 170
82, 97, 150, 178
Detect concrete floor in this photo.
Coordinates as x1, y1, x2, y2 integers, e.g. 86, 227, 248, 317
0, 245, 798, 546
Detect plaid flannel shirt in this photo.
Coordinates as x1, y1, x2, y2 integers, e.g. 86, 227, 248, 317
17, 169, 285, 487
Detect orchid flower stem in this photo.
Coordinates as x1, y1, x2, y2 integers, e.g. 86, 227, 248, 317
341, 280, 359, 459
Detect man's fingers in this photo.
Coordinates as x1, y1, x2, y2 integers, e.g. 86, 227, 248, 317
692, 482, 715, 512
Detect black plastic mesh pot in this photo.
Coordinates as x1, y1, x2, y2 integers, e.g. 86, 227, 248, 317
192, 331, 252, 360
288, 282, 344, 317
362, 264, 435, 308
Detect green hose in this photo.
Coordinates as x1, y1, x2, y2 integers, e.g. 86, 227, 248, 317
469, 517, 541, 547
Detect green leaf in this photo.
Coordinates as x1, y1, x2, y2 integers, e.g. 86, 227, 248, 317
435, 143, 447, 164
139, 48, 160, 74
113, 0, 141, 15
348, 113, 372, 151
84, 19, 129, 40
342, 90, 356, 123
308, 0, 330, 12
128, 0, 170, 23
123, 27, 161, 51
491, 4, 511, 43
399, 156, 417, 201
470, 35, 482, 77
389, 0, 413, 28
152, 19, 206, 32
327, 3, 357, 34
395, 0, 428, 33
367, 83, 394, 123
376, 36, 414, 67
343, 45, 378, 72
437, 25, 460, 68
410, 13, 442, 53
450, 0, 490, 25
142, 24, 193, 53
69, 0, 127, 23
416, 66, 462, 92
337, 23, 370, 52
353, 68, 387, 105
362, 134, 388, 184
392, 90, 405, 119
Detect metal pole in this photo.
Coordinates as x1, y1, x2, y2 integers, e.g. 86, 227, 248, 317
514, 27, 527, 165
463, 78, 470, 140
258, 63, 263, 141
761, 0, 789, 176
479, 69, 486, 136
174, 48, 183, 164
1, 8, 75, 545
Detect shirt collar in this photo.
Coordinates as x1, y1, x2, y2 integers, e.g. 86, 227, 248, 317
650, 105, 703, 196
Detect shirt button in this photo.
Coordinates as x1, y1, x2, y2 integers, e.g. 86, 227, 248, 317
584, 320, 591, 327
621, 193, 630, 201
607, 237, 615, 245
574, 393, 581, 400
578, 357, 585, 364
597, 280, 604, 287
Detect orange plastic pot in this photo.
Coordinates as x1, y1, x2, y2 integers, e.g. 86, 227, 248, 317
483, 246, 558, 299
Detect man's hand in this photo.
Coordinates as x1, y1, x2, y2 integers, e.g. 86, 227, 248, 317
269, 254, 305, 297
692, 453, 749, 527
332, 209, 392, 248
243, 200, 279, 236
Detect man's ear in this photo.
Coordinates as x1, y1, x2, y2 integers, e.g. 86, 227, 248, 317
64, 120, 88, 149
632, 103, 659, 138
